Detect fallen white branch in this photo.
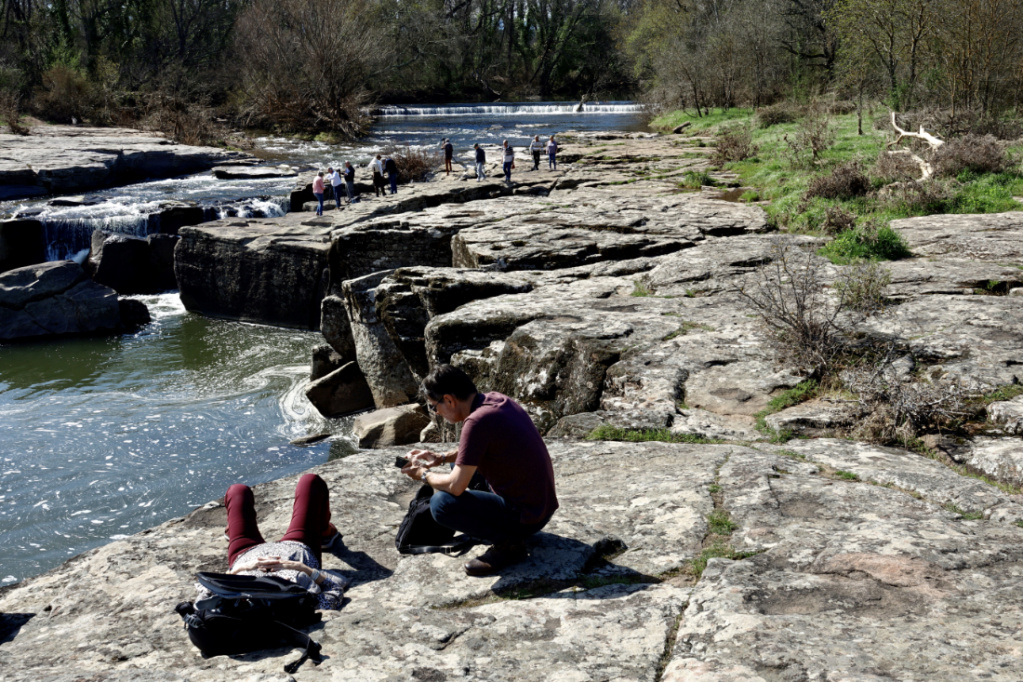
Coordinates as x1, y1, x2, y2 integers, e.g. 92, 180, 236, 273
883, 110, 944, 182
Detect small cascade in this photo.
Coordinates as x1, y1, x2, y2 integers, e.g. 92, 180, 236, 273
42, 213, 157, 261
371, 102, 646, 117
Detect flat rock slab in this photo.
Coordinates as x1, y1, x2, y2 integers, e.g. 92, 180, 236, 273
892, 210, 1023, 262
663, 446, 1023, 682
0, 440, 717, 680
0, 126, 249, 199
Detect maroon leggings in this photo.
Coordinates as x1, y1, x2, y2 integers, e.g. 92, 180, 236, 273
225, 473, 332, 567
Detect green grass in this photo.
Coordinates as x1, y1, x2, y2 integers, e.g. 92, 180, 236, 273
586, 425, 722, 444
978, 383, 1023, 405
765, 380, 820, 412
662, 321, 714, 341
706, 509, 737, 535
708, 483, 722, 494
818, 224, 912, 264
654, 107, 1023, 259
1015, 520, 1023, 528
943, 503, 984, 521
834, 470, 860, 481
684, 543, 761, 580
631, 281, 653, 297
679, 169, 716, 189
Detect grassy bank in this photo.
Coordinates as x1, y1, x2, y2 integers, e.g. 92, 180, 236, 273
652, 107, 1023, 262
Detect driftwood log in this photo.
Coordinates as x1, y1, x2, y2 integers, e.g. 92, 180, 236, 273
885, 110, 944, 181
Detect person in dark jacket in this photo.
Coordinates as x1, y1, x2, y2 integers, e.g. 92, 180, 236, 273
384, 156, 399, 194
474, 143, 486, 181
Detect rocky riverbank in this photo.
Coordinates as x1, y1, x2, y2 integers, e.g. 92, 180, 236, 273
0, 125, 250, 201
3, 131, 1023, 680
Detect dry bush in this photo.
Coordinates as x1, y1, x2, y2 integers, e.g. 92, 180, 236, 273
834, 261, 891, 315
138, 94, 229, 146
845, 350, 975, 445
931, 134, 1009, 177
0, 91, 28, 134
822, 206, 856, 234
784, 103, 835, 167
756, 102, 801, 128
736, 241, 843, 375
827, 100, 858, 115
805, 161, 871, 200
872, 149, 922, 183
33, 65, 96, 123
879, 178, 956, 213
389, 145, 438, 183
713, 124, 758, 163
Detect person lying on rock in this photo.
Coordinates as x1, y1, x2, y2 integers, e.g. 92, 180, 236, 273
402, 364, 559, 576
195, 474, 347, 609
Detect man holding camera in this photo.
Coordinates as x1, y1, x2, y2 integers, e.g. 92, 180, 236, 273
402, 364, 558, 576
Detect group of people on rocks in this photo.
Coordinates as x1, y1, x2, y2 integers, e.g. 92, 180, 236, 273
310, 155, 399, 215
463, 134, 559, 183
207, 364, 558, 611
309, 134, 560, 215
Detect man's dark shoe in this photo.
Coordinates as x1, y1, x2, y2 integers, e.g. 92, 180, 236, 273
463, 542, 527, 577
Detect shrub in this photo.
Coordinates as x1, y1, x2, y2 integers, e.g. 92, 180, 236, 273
932, 134, 1008, 178
819, 221, 911, 264
0, 91, 28, 135
880, 179, 956, 213
713, 124, 758, 163
756, 102, 801, 128
34, 65, 95, 123
873, 150, 923, 184
822, 206, 857, 234
784, 104, 836, 167
389, 145, 437, 183
737, 241, 843, 375
139, 94, 229, 146
834, 261, 891, 315
805, 162, 871, 201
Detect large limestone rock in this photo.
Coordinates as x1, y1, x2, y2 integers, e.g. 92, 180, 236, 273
353, 404, 432, 447
342, 271, 420, 407
174, 218, 331, 329
0, 126, 249, 200
304, 361, 375, 418
0, 261, 123, 340
892, 210, 1023, 262
88, 231, 154, 295
3, 440, 1023, 680
0, 218, 45, 274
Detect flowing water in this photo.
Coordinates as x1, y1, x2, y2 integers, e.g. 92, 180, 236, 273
0, 102, 648, 585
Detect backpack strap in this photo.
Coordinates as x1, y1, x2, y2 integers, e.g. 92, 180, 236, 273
275, 619, 323, 674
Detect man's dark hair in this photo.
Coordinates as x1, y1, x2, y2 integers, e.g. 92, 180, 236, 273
423, 364, 478, 401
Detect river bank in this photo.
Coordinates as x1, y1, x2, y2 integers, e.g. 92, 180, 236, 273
3, 129, 1023, 679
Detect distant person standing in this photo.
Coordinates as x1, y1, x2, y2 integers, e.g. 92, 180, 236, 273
529, 135, 543, 171
473, 143, 486, 181
384, 155, 399, 194
502, 140, 514, 184
312, 171, 325, 216
547, 135, 558, 170
442, 138, 454, 176
371, 154, 385, 197
328, 166, 344, 208
343, 161, 357, 203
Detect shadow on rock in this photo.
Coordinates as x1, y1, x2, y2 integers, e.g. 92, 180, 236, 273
0, 613, 34, 645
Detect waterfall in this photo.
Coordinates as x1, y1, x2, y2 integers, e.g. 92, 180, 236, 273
371, 102, 646, 117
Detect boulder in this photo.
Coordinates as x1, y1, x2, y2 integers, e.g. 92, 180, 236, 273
988, 395, 1023, 435
0, 261, 121, 340
304, 361, 375, 418
353, 404, 431, 448
147, 234, 179, 291
118, 298, 152, 330
342, 271, 420, 407
0, 219, 46, 274
155, 201, 204, 235
320, 295, 357, 359
174, 217, 331, 329
893, 211, 1023, 262
311, 343, 347, 381
88, 231, 153, 295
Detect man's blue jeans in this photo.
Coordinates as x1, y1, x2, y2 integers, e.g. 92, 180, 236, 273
430, 490, 550, 545
503, 161, 512, 182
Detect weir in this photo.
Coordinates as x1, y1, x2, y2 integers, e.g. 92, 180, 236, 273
371, 102, 646, 117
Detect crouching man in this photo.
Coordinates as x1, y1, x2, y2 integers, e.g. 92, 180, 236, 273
402, 364, 558, 576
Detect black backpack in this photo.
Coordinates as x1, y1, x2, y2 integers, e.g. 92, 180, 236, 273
384, 158, 397, 174
175, 572, 323, 673
395, 474, 488, 555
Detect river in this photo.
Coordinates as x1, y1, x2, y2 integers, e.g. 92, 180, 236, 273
0, 102, 647, 585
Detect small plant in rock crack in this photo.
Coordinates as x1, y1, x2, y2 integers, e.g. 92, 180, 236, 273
736, 240, 844, 377
706, 509, 737, 535
834, 260, 892, 315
